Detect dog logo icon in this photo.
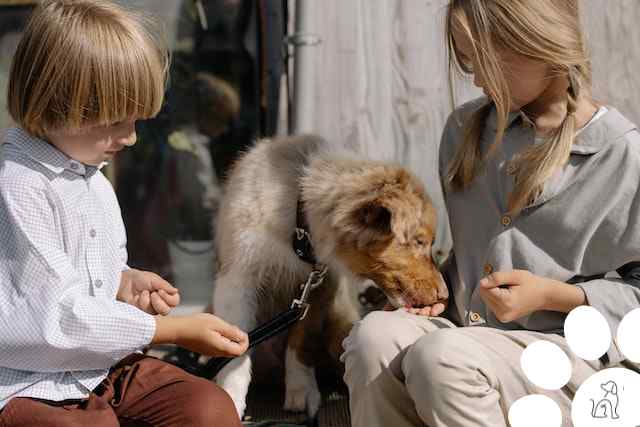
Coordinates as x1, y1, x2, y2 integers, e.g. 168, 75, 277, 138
590, 380, 620, 420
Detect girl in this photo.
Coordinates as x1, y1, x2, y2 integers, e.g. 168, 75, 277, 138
0, 1, 248, 426
341, 1, 640, 426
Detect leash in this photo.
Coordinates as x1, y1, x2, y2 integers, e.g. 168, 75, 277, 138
198, 265, 327, 379
197, 198, 327, 379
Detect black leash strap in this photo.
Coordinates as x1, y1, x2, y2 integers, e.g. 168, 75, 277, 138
198, 305, 307, 379
198, 266, 328, 379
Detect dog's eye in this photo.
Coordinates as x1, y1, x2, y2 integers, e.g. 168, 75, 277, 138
415, 238, 426, 246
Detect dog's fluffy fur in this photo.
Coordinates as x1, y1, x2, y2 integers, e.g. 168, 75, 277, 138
212, 135, 447, 417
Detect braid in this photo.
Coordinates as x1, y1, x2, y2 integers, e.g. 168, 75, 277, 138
507, 68, 580, 214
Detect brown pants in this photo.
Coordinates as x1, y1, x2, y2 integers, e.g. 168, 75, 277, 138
0, 354, 242, 427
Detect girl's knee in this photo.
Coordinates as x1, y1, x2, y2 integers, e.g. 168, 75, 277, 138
341, 310, 413, 367
404, 328, 481, 387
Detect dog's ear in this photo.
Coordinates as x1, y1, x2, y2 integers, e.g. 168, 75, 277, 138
357, 201, 392, 235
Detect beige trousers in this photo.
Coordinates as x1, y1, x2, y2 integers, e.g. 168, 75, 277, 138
340, 309, 605, 427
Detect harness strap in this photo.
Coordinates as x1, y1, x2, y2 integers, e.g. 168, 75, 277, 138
292, 198, 318, 265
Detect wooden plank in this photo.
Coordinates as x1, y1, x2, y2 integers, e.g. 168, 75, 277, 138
583, 0, 640, 124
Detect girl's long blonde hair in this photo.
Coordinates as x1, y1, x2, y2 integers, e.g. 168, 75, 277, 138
445, 0, 591, 215
8, 0, 170, 137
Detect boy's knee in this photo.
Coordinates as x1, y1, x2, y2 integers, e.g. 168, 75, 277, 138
180, 378, 242, 427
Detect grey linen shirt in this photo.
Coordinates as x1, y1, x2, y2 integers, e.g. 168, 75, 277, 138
439, 98, 640, 366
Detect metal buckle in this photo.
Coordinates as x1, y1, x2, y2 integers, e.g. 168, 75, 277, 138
291, 265, 328, 319
295, 227, 307, 240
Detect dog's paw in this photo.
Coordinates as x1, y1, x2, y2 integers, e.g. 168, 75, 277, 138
215, 358, 251, 418
217, 377, 247, 418
284, 379, 322, 415
284, 348, 321, 415
226, 388, 248, 419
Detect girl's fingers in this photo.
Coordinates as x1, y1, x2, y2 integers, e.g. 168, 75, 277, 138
480, 271, 522, 289
480, 286, 504, 304
431, 302, 445, 316
406, 304, 445, 317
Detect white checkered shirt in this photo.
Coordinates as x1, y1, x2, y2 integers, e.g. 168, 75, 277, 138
0, 128, 155, 408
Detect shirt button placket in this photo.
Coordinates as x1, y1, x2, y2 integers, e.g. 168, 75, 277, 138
88, 224, 101, 293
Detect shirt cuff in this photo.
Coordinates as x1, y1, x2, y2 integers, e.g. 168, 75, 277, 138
577, 281, 626, 366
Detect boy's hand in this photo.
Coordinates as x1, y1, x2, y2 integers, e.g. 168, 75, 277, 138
118, 268, 180, 315
154, 313, 249, 358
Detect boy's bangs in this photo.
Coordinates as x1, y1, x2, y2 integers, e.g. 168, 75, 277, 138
8, 0, 169, 136
87, 23, 168, 127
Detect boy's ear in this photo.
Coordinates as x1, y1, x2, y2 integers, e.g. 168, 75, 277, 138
356, 201, 392, 235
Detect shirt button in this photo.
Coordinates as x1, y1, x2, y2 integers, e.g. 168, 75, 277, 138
470, 312, 482, 322
94, 279, 103, 288
70, 162, 79, 170
483, 263, 493, 275
89, 229, 96, 238
501, 215, 512, 227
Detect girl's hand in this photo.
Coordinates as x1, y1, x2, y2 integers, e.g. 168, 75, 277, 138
479, 270, 587, 322
384, 302, 447, 317
118, 268, 180, 315
478, 269, 551, 323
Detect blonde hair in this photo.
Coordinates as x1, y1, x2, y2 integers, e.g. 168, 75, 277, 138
445, 0, 591, 215
8, 0, 169, 137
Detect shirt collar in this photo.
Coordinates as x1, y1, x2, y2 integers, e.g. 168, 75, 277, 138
486, 103, 637, 155
572, 108, 637, 154
3, 128, 100, 177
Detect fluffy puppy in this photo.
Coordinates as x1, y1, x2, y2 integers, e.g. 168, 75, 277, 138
212, 135, 448, 417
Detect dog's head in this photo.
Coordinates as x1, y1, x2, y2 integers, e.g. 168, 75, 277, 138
303, 158, 448, 308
